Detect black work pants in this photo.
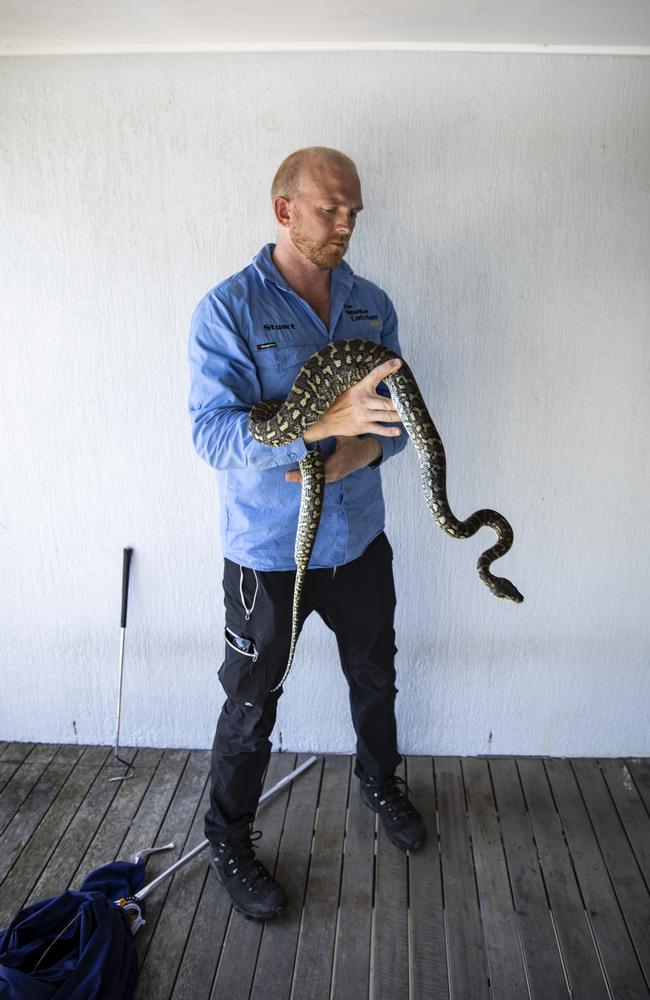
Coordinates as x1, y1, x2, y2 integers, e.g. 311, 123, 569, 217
205, 531, 402, 846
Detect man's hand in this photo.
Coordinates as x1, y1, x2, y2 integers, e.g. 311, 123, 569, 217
285, 436, 383, 484
302, 357, 403, 443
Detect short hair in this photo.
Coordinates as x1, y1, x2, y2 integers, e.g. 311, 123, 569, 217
271, 147, 358, 203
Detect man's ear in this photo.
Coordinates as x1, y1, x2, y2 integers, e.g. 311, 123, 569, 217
274, 196, 291, 228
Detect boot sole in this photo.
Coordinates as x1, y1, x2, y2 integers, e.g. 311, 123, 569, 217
235, 903, 286, 922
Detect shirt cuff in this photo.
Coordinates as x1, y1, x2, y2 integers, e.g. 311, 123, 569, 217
284, 437, 309, 463
368, 439, 383, 468
363, 428, 406, 467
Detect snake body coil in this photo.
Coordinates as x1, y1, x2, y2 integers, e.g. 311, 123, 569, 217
249, 338, 523, 689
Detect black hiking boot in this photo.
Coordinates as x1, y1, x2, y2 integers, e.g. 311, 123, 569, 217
360, 775, 427, 851
209, 829, 287, 921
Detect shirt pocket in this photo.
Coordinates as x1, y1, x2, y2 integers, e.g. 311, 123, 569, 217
252, 340, 316, 371
250, 338, 318, 397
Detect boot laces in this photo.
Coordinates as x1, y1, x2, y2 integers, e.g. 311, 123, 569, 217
374, 776, 415, 823
220, 830, 269, 891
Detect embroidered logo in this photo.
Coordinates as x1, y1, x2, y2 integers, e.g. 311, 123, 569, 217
256, 341, 277, 350
344, 306, 380, 326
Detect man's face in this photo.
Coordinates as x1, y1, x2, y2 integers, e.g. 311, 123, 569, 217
286, 160, 363, 269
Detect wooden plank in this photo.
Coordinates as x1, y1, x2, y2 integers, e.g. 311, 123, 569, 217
406, 756, 449, 1000
69, 747, 162, 885
545, 758, 648, 998
435, 757, 490, 1000
209, 753, 297, 1000
489, 758, 568, 1000
134, 780, 211, 999
0, 745, 85, 884
371, 760, 409, 1000
23, 745, 61, 765
0, 746, 110, 926
0, 762, 20, 799
0, 744, 35, 794
134, 750, 212, 999
289, 754, 349, 1000
572, 758, 650, 987
168, 842, 231, 1000
600, 759, 650, 888
132, 750, 208, 970
626, 760, 650, 814
1, 744, 35, 763
517, 758, 609, 1000
0, 743, 60, 835
331, 756, 375, 1000
116, 749, 190, 863
248, 754, 323, 1000
463, 758, 529, 998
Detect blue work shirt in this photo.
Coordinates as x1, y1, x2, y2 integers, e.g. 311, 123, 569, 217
188, 243, 407, 570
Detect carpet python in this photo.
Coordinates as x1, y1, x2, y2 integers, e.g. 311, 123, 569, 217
249, 338, 523, 690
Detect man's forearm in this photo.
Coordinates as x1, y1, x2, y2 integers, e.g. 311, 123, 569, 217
286, 434, 384, 484
365, 437, 383, 467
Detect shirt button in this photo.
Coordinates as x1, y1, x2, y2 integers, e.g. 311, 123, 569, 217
289, 452, 296, 460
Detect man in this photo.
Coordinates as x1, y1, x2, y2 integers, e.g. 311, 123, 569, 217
188, 147, 426, 921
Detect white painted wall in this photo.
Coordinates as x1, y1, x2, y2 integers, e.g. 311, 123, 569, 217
1, 52, 648, 755
2, 0, 650, 52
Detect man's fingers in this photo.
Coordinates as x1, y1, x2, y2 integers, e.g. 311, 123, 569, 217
369, 424, 402, 437
367, 394, 399, 410
366, 396, 401, 420
363, 357, 402, 390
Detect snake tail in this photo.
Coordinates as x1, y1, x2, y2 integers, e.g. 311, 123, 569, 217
268, 446, 326, 692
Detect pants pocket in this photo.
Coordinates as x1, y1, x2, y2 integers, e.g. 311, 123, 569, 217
218, 626, 267, 707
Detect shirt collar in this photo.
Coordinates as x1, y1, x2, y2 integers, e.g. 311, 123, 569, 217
253, 243, 354, 296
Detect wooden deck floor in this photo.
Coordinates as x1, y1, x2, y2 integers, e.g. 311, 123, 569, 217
1, 744, 649, 999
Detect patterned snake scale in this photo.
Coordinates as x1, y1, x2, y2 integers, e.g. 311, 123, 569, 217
249, 338, 524, 690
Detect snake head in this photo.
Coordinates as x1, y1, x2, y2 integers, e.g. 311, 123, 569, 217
498, 579, 524, 603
